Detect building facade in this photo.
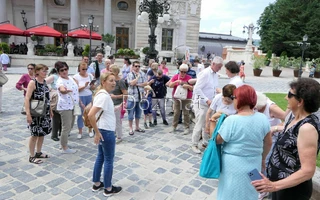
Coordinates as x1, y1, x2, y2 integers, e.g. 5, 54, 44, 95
0, 0, 201, 60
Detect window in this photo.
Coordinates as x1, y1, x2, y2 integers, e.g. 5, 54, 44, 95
117, 1, 128, 11
161, 29, 173, 51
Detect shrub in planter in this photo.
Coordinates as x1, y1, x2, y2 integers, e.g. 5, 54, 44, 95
101, 33, 115, 45
82, 44, 90, 57
265, 50, 272, 66
31, 35, 44, 45
0, 42, 10, 53
252, 55, 265, 76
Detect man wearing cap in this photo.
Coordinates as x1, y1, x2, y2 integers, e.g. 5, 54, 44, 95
191, 56, 224, 154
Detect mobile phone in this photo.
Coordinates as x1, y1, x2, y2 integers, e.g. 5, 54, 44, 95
90, 79, 96, 85
248, 169, 262, 181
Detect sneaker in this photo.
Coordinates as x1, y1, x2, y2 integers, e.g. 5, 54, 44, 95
89, 132, 94, 138
153, 120, 157, 126
169, 127, 177, 133
183, 128, 190, 135
77, 134, 82, 139
61, 148, 77, 154
191, 146, 201, 154
116, 138, 122, 144
149, 122, 155, 127
144, 123, 148, 129
103, 185, 122, 197
258, 192, 269, 200
92, 181, 104, 192
163, 120, 169, 125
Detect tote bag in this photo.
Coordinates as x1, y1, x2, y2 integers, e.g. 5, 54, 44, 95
199, 113, 227, 179
173, 85, 188, 100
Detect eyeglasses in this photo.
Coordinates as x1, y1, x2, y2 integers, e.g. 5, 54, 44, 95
59, 68, 68, 72
134, 65, 140, 68
288, 91, 298, 99
82, 68, 88, 71
27, 68, 34, 70
180, 71, 187, 74
229, 95, 236, 100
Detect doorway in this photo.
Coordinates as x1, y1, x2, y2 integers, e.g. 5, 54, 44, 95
53, 23, 68, 47
116, 27, 129, 50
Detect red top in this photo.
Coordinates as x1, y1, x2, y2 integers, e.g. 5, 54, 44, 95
171, 74, 193, 99
16, 74, 33, 96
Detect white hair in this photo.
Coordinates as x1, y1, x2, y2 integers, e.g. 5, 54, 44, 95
255, 92, 268, 110
212, 56, 224, 65
179, 63, 189, 71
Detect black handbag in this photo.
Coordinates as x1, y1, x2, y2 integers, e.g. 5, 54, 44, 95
30, 81, 47, 117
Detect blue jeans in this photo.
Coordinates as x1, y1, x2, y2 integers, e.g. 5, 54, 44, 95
92, 129, 116, 188
77, 95, 92, 129
127, 101, 142, 121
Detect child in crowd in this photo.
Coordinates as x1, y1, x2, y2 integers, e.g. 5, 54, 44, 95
239, 60, 246, 82
143, 85, 155, 129
309, 64, 316, 78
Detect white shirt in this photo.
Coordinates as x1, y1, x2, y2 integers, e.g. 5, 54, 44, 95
229, 76, 244, 88
0, 53, 10, 64
197, 64, 204, 74
93, 90, 115, 131
73, 73, 93, 96
263, 98, 282, 126
193, 67, 219, 105
210, 93, 236, 115
56, 76, 79, 111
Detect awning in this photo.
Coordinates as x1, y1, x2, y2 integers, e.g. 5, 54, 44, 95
24, 25, 64, 37
67, 29, 101, 40
0, 21, 25, 36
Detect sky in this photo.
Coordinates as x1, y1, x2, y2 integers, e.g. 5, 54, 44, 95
200, 0, 276, 39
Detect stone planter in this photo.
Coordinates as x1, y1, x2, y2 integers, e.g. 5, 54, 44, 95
272, 69, 282, 77
314, 71, 320, 78
253, 69, 263, 76
293, 69, 300, 77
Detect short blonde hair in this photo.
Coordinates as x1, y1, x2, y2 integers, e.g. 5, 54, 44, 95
35, 64, 49, 76
144, 85, 152, 91
110, 64, 120, 75
151, 63, 159, 70
179, 63, 189, 71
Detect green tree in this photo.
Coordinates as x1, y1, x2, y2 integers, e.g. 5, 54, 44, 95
257, 0, 320, 59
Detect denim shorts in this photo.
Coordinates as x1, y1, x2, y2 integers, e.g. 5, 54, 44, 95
126, 101, 142, 121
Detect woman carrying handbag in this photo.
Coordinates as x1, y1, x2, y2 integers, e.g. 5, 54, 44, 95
24, 64, 52, 164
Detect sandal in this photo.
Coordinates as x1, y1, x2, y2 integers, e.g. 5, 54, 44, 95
35, 152, 50, 158
129, 131, 134, 136
51, 137, 59, 141
29, 156, 43, 164
135, 128, 145, 133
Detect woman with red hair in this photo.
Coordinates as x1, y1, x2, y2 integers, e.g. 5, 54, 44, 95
215, 85, 272, 200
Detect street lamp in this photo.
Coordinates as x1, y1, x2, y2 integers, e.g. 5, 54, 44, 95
297, 34, 310, 78
138, 0, 171, 61
20, 10, 28, 43
243, 23, 258, 47
87, 15, 99, 64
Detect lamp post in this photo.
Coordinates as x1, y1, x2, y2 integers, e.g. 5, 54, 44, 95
243, 23, 258, 47
20, 10, 28, 43
87, 15, 99, 64
297, 34, 310, 78
138, 0, 171, 61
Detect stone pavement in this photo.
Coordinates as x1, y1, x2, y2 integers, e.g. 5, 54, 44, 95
0, 63, 319, 200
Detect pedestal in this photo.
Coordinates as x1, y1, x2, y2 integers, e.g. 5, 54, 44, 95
104, 45, 111, 57
140, 47, 145, 63
27, 42, 35, 56
67, 43, 74, 57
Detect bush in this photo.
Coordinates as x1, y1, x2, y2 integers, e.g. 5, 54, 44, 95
101, 33, 115, 45
0, 42, 10, 53
82, 44, 90, 57
45, 44, 56, 52
142, 47, 149, 54
252, 55, 265, 69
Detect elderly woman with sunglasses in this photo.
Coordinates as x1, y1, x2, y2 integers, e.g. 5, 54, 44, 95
56, 61, 79, 154
73, 62, 95, 139
252, 78, 320, 200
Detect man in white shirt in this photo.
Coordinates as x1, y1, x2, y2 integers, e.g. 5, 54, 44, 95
0, 50, 10, 71
194, 59, 204, 74
191, 56, 224, 154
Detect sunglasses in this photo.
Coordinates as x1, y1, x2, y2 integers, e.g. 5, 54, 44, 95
81, 68, 88, 71
180, 71, 187, 74
27, 68, 34, 70
134, 65, 140, 68
59, 68, 68, 72
229, 95, 236, 100
288, 91, 298, 99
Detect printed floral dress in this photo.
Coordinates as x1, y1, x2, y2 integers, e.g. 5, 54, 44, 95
29, 80, 52, 136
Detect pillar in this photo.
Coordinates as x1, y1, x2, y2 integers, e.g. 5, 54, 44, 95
35, 0, 44, 25
0, 0, 7, 22
104, 0, 112, 34
70, 0, 79, 30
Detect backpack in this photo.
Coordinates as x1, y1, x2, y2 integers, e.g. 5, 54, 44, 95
49, 90, 58, 111
82, 91, 105, 128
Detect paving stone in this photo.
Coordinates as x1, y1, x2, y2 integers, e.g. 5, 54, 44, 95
181, 185, 195, 195
114, 164, 127, 171
35, 170, 50, 177
198, 184, 215, 195
71, 176, 87, 184
30, 185, 47, 194
48, 187, 63, 195
61, 171, 78, 179
146, 154, 159, 160
170, 150, 182, 156
0, 172, 7, 179
170, 168, 183, 175
66, 187, 83, 197
159, 155, 170, 161
0, 161, 5, 167
47, 177, 67, 188
137, 180, 150, 187
126, 185, 140, 193
70, 195, 88, 200
0, 185, 11, 192
14, 185, 30, 193
154, 167, 167, 174
0, 191, 15, 199
189, 179, 202, 188
161, 185, 177, 194
178, 153, 192, 160
154, 193, 168, 200
206, 179, 219, 187
127, 174, 140, 182
169, 158, 182, 164
15, 173, 36, 183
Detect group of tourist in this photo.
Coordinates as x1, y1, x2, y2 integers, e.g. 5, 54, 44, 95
13, 51, 320, 199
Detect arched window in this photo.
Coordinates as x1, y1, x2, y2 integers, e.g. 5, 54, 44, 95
117, 1, 128, 11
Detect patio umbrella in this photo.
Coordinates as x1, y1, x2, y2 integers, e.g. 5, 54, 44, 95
67, 29, 101, 40
24, 25, 64, 37
0, 21, 25, 36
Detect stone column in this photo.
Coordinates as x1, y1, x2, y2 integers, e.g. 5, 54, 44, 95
0, 0, 7, 22
104, 0, 112, 34
35, 0, 44, 25
70, 0, 79, 29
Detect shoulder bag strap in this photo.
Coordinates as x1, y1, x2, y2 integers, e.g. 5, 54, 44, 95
132, 72, 141, 101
